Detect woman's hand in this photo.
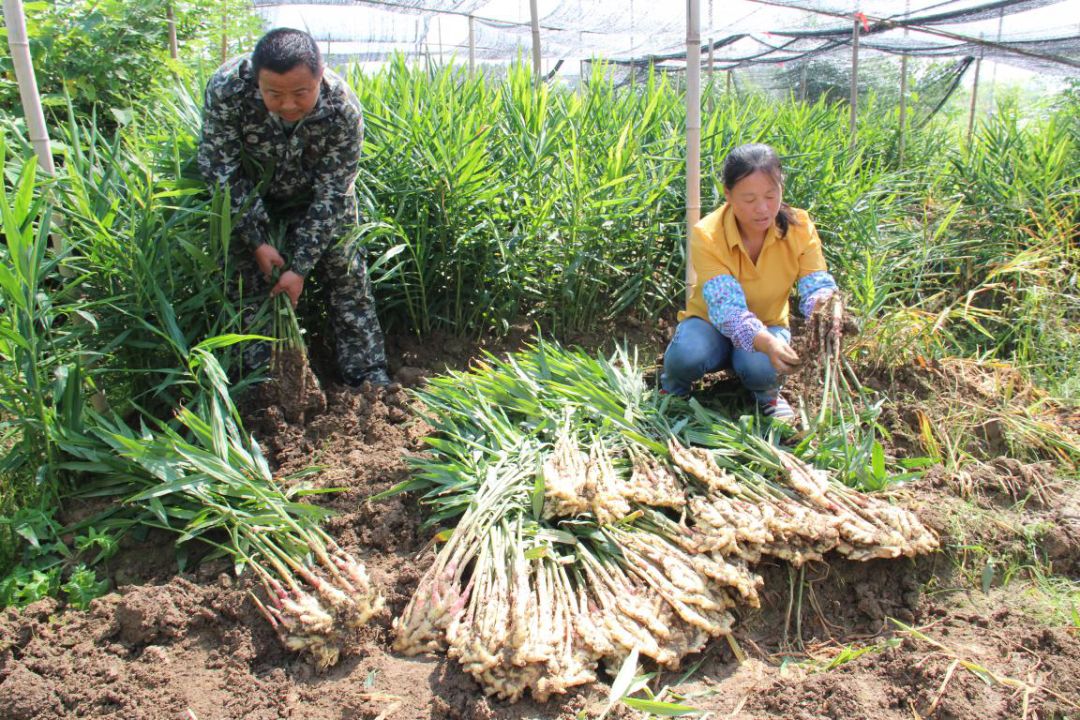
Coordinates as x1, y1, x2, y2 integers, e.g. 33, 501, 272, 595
752, 329, 802, 375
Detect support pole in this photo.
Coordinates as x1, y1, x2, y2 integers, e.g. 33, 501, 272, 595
3, 0, 54, 175
898, 0, 907, 162
726, 68, 732, 94
967, 50, 983, 145
707, 41, 715, 113
686, 0, 702, 298
898, 53, 908, 163
988, 8, 1004, 112
220, 0, 228, 63
898, 0, 909, 165
468, 15, 475, 74
4, 0, 73, 285
529, 0, 542, 86
167, 2, 178, 60
849, 16, 860, 146
707, 0, 714, 112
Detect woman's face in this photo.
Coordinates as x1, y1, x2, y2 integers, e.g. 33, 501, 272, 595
724, 169, 782, 237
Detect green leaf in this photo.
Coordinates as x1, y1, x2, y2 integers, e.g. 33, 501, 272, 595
61, 565, 110, 609
109, 107, 134, 126
621, 698, 703, 716
981, 559, 994, 595
530, 458, 545, 520
601, 646, 639, 719
192, 334, 271, 354
871, 441, 885, 481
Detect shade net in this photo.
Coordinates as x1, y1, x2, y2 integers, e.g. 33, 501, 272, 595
250, 0, 1080, 78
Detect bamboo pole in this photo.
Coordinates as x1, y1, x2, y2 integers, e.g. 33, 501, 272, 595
898, 0, 909, 165
167, 2, 178, 60
706, 0, 714, 112
967, 49, 983, 145
988, 8, 1004, 112
468, 14, 475, 73
529, 0, 541, 86
4, 0, 78, 287
898, 54, 908, 163
707, 41, 715, 113
220, 0, 228, 63
3, 0, 54, 175
849, 16, 860, 146
686, 0, 702, 298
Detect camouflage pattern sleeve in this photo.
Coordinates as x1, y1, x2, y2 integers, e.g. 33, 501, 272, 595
287, 102, 363, 277
197, 66, 271, 250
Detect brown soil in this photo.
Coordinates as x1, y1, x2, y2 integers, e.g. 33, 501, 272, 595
270, 346, 327, 424
2, 324, 1078, 720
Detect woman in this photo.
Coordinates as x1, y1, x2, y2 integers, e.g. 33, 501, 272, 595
661, 143, 838, 420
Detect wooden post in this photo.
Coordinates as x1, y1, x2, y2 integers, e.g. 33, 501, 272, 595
167, 2, 178, 60
726, 68, 732, 95
686, 0, 702, 298
898, 54, 908, 164
706, 0, 714, 112
529, 0, 541, 86
988, 8, 1004, 112
3, 0, 54, 175
898, 0, 909, 165
220, 0, 228, 63
967, 50, 983, 145
849, 16, 860, 146
4, 0, 73, 284
707, 42, 715, 113
437, 14, 443, 67
468, 15, 475, 74
799, 62, 807, 101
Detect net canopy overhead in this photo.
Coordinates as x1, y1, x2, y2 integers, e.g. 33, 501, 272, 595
251, 0, 1080, 76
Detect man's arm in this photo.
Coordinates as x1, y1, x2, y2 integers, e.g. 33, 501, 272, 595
287, 104, 363, 278
197, 74, 272, 252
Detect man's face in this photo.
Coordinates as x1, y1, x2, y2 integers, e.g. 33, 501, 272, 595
257, 64, 323, 123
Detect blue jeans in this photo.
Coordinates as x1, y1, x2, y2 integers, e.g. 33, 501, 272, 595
660, 317, 790, 400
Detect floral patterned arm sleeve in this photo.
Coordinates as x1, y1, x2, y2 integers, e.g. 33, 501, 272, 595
288, 105, 363, 277
197, 76, 270, 249
703, 275, 765, 352
797, 270, 838, 317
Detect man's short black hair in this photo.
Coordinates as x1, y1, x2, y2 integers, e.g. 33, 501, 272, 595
252, 28, 322, 76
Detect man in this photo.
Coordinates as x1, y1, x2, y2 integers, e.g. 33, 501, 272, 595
198, 27, 392, 389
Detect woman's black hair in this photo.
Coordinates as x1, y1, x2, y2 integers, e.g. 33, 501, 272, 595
252, 28, 322, 76
721, 143, 797, 235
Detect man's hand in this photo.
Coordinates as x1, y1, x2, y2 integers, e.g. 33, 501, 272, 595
253, 243, 286, 279
753, 329, 802, 375
271, 270, 305, 307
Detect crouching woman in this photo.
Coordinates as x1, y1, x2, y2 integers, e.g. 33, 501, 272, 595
661, 143, 838, 420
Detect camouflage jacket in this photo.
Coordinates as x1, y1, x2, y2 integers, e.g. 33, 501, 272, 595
197, 55, 363, 277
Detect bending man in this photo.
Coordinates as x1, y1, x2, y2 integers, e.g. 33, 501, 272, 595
198, 27, 392, 388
